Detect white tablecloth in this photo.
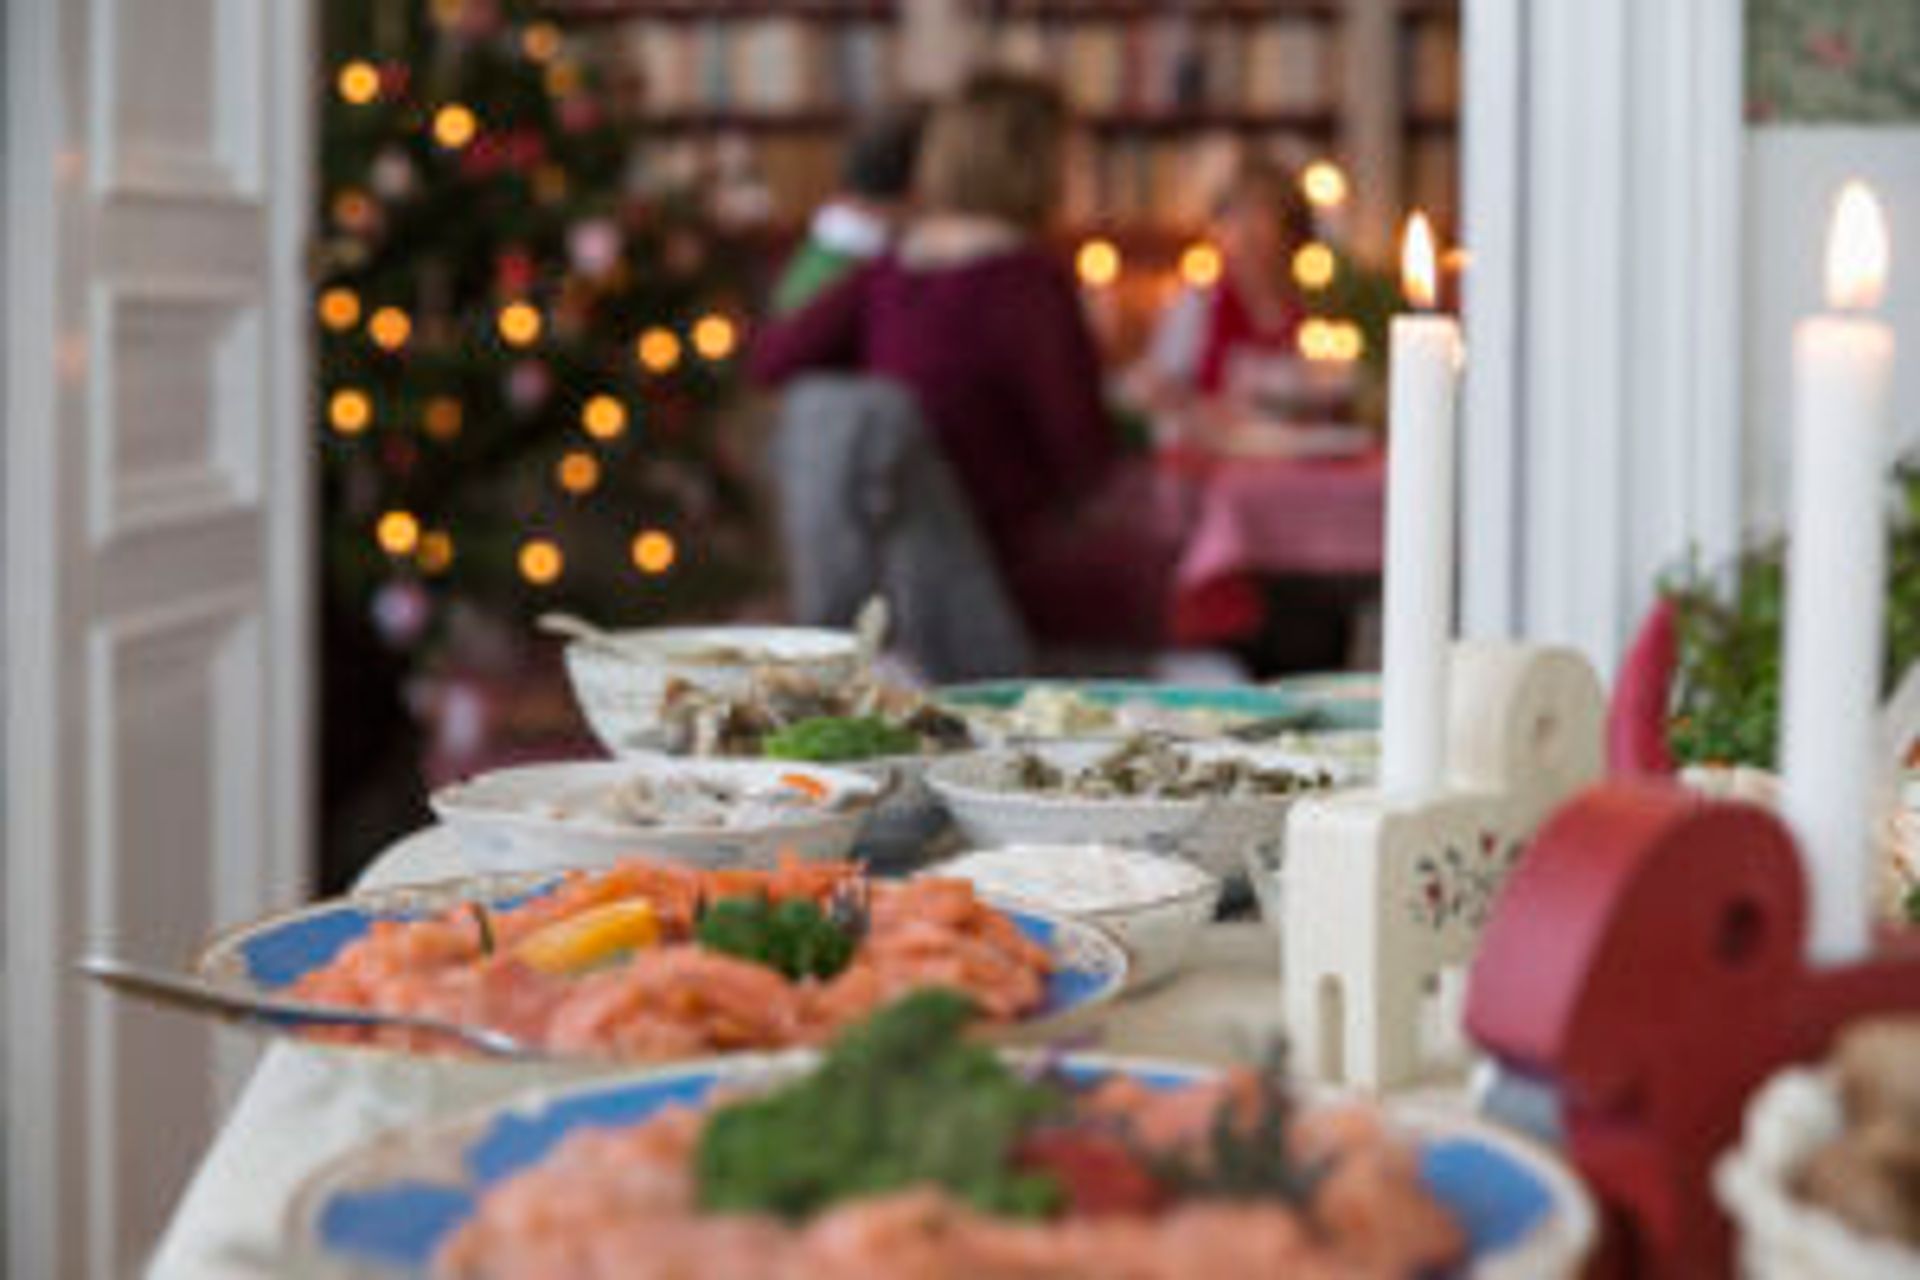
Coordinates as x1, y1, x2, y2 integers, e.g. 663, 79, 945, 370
146, 830, 1289, 1278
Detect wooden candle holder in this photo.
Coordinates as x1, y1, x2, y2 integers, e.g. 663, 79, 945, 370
1282, 640, 1606, 1089
1466, 780, 1920, 1279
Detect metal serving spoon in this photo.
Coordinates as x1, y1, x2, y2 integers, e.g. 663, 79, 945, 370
76, 956, 543, 1060
535, 611, 652, 660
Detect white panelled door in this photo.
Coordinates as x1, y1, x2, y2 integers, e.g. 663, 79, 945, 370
4, 0, 311, 1275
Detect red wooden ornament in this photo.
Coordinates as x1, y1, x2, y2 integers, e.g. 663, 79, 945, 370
1466, 779, 1920, 1278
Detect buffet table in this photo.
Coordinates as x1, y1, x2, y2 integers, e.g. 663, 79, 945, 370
147, 829, 1294, 1279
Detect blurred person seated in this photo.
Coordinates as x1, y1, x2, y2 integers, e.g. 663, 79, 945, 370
770, 104, 925, 316
1130, 159, 1342, 441
752, 71, 1179, 654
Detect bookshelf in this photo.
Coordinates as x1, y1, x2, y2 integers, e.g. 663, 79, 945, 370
551, 0, 1458, 267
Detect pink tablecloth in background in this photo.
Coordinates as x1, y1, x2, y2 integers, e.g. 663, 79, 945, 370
1163, 448, 1386, 644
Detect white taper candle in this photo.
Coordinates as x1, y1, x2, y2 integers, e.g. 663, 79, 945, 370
1381, 213, 1463, 793
1780, 181, 1895, 965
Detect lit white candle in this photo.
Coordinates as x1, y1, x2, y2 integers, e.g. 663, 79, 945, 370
1780, 181, 1895, 965
1381, 213, 1464, 792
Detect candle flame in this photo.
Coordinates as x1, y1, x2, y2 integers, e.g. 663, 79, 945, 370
1401, 212, 1438, 310
1825, 181, 1889, 311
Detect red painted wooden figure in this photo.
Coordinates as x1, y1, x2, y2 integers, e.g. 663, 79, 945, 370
1465, 780, 1920, 1278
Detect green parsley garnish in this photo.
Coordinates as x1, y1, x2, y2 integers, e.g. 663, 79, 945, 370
761, 715, 919, 763
695, 894, 861, 982
696, 990, 1066, 1220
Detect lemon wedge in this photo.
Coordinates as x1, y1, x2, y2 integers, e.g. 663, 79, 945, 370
513, 899, 660, 975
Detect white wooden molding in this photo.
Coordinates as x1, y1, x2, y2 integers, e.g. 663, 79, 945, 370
5, 0, 312, 1273
1458, 0, 1523, 638
1459, 0, 1745, 669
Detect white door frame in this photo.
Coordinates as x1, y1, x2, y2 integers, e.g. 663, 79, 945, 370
1460, 0, 1746, 673
4, 0, 312, 1273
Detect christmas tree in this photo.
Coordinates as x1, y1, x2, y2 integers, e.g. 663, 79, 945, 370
316, 0, 767, 883
317, 0, 765, 652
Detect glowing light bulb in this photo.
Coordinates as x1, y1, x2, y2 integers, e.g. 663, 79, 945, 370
423, 397, 463, 441
636, 327, 682, 374
1302, 161, 1349, 209
520, 22, 562, 63
432, 104, 478, 150
337, 61, 381, 106
1076, 238, 1121, 288
1328, 321, 1365, 362
1292, 242, 1337, 291
1179, 243, 1223, 288
518, 538, 563, 585
555, 450, 601, 494
318, 287, 362, 331
631, 530, 677, 575
545, 61, 581, 98
497, 301, 542, 347
581, 395, 628, 440
368, 306, 411, 352
329, 389, 373, 435
332, 189, 375, 229
692, 314, 738, 361
417, 529, 455, 574
375, 509, 421, 556
1296, 319, 1333, 361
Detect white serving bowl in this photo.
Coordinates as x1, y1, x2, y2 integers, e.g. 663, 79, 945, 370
563, 625, 862, 755
429, 757, 879, 874
1717, 1067, 1920, 1280
925, 740, 1357, 880
931, 844, 1220, 989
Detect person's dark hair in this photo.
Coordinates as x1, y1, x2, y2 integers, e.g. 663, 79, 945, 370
1215, 157, 1316, 252
840, 105, 926, 201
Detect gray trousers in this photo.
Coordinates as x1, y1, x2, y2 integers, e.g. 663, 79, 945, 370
770, 377, 1031, 681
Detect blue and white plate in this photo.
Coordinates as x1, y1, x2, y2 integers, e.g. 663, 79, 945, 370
940, 677, 1380, 735
286, 1055, 1595, 1278
194, 872, 1129, 1057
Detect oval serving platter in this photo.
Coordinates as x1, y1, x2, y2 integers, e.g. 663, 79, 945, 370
194, 871, 1130, 1057
285, 1054, 1595, 1279
940, 678, 1380, 734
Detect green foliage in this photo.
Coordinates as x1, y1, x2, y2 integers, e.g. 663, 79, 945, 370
761, 715, 921, 763
694, 895, 861, 982
1310, 249, 1401, 427
1665, 461, 1920, 767
695, 991, 1067, 1220
318, 0, 765, 654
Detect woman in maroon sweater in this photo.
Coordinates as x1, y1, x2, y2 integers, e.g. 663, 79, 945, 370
752, 73, 1162, 644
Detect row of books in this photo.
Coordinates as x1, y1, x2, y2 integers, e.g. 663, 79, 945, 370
618, 19, 898, 115
612, 13, 1456, 125
982, 16, 1336, 114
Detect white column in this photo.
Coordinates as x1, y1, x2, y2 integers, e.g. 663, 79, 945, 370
1458, 0, 1746, 670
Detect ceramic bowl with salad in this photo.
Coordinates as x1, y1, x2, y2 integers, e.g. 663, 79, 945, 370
927, 737, 1357, 880
644, 668, 983, 866
430, 758, 881, 873
561, 624, 864, 756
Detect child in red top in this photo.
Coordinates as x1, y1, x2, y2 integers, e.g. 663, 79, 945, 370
1136, 159, 1316, 410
